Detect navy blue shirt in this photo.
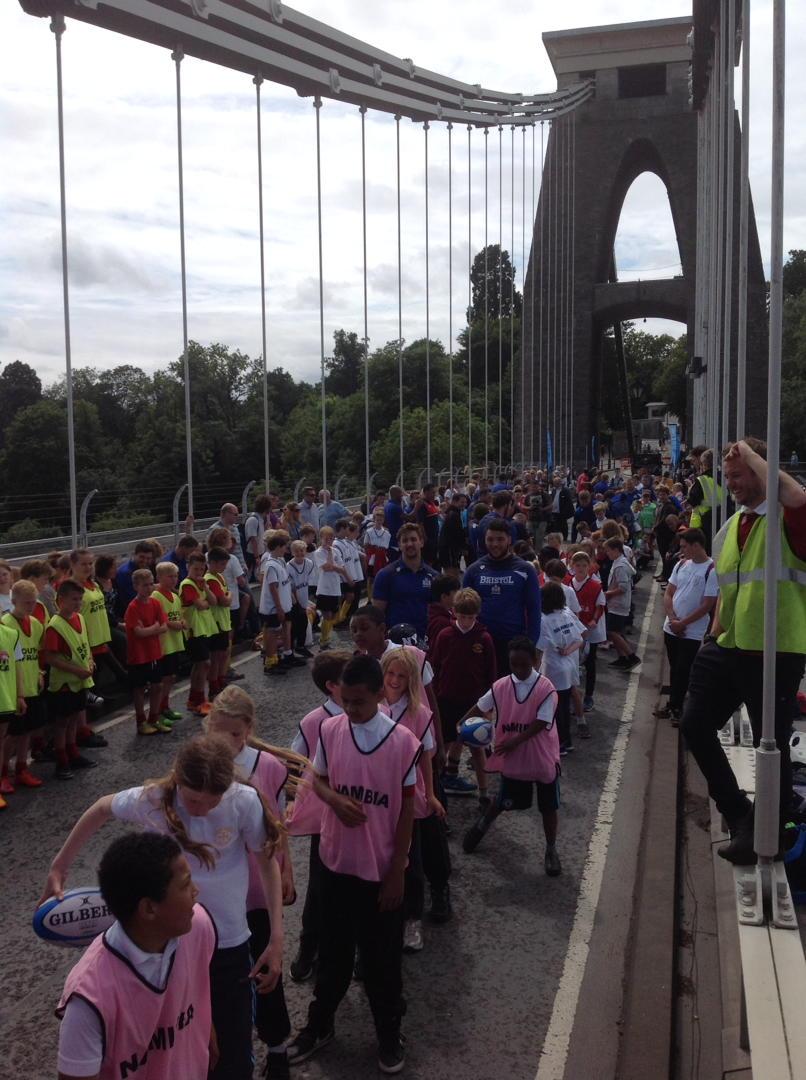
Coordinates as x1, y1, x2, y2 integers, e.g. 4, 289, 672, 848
463, 553, 542, 644
371, 558, 439, 639
384, 499, 406, 550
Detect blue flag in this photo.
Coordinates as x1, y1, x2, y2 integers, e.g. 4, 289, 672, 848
546, 431, 553, 473
591, 435, 597, 468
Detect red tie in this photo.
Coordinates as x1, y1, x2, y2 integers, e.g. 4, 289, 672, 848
738, 511, 758, 551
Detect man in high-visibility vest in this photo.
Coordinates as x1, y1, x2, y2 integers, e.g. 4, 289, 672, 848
680, 437, 806, 865
687, 448, 725, 554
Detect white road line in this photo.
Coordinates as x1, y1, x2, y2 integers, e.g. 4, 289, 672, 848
92, 652, 261, 734
535, 581, 659, 1080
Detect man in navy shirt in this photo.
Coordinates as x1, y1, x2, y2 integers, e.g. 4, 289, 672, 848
476, 492, 519, 552
463, 518, 542, 674
384, 485, 407, 558
371, 522, 438, 641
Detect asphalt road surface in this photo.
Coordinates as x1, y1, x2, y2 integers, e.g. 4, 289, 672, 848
1, 583, 654, 1080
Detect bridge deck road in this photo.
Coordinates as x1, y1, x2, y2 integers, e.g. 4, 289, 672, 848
1, 581, 662, 1080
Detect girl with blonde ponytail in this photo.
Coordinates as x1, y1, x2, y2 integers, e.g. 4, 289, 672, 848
205, 685, 311, 1069
40, 732, 284, 1080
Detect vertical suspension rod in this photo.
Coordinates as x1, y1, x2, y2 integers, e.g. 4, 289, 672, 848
395, 114, 404, 484
736, 0, 751, 437
314, 96, 327, 491
361, 106, 370, 509
173, 45, 194, 517
254, 76, 270, 490
424, 120, 431, 481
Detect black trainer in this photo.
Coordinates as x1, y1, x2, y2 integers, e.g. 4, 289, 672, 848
286, 1026, 334, 1065
263, 1049, 290, 1079
77, 732, 108, 748
55, 763, 74, 781
428, 885, 452, 924
610, 655, 629, 668
289, 944, 317, 983
623, 654, 642, 670
70, 754, 98, 770
378, 1036, 405, 1074
545, 847, 562, 877
463, 822, 486, 854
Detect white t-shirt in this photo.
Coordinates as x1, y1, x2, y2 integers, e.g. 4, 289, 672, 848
259, 554, 293, 615
607, 555, 635, 616
313, 545, 345, 597
57, 921, 180, 1076
347, 539, 365, 582
663, 557, 718, 641
111, 782, 267, 948
478, 670, 556, 727
313, 710, 417, 786
0, 594, 12, 614
332, 538, 355, 585
244, 512, 268, 557
537, 608, 586, 691
388, 695, 435, 752
223, 553, 242, 611
287, 557, 315, 607
557, 582, 580, 614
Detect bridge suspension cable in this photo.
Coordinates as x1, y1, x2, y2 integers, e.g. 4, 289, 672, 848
313, 95, 327, 492
172, 45, 194, 518
360, 105, 370, 509
467, 123, 473, 479
448, 121, 454, 482
395, 114, 404, 485
498, 124, 503, 471
254, 74, 270, 491
424, 120, 431, 483
484, 127, 489, 474
50, 14, 78, 546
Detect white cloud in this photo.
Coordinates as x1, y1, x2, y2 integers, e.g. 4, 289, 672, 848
1, 0, 804, 388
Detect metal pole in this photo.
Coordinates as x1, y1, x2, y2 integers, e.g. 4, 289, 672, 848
521, 124, 526, 467
395, 115, 404, 484
314, 96, 327, 491
467, 123, 473, 477
241, 480, 256, 516
172, 483, 188, 544
510, 124, 515, 467
484, 127, 489, 471
736, 0, 751, 438
498, 124, 503, 468
756, 0, 786, 866
254, 76, 270, 490
78, 489, 98, 549
721, 0, 736, 505
530, 122, 535, 466
51, 16, 78, 547
361, 106, 371, 509
424, 120, 431, 480
448, 122, 454, 481
570, 112, 576, 467
172, 47, 194, 518
539, 121, 545, 467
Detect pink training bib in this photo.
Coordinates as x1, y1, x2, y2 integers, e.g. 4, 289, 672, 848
245, 750, 288, 911
57, 905, 217, 1080
318, 714, 421, 882
392, 700, 433, 819
485, 674, 560, 784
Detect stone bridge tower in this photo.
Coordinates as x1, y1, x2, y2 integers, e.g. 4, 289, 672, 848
521, 16, 767, 466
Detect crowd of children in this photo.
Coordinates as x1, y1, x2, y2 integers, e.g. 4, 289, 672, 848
11, 460, 727, 1076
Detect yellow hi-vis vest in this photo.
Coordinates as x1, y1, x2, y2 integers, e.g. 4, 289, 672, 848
204, 572, 232, 633
2, 612, 43, 698
690, 473, 723, 529
715, 509, 806, 653
79, 580, 111, 649
47, 613, 95, 692
179, 578, 217, 640
153, 588, 186, 656
0, 621, 20, 713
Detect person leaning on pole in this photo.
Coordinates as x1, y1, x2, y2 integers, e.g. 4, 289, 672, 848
680, 437, 806, 865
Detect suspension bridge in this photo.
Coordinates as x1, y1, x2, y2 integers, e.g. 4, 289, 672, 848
6, 2, 805, 1078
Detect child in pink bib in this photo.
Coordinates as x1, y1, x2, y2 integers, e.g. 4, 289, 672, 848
56, 832, 216, 1080
286, 655, 419, 1074
206, 686, 308, 1069
459, 635, 564, 878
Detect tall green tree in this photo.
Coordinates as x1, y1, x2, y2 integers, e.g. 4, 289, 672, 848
467, 245, 523, 322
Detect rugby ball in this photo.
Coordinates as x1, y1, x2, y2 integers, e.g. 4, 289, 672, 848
458, 716, 493, 748
33, 887, 114, 946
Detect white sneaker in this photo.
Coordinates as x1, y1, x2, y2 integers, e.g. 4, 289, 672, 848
402, 919, 423, 953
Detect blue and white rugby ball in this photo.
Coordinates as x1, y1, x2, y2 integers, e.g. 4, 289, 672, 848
458, 716, 493, 748
33, 887, 114, 947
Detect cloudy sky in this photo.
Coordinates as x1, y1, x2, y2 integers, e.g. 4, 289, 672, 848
2, 0, 805, 388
